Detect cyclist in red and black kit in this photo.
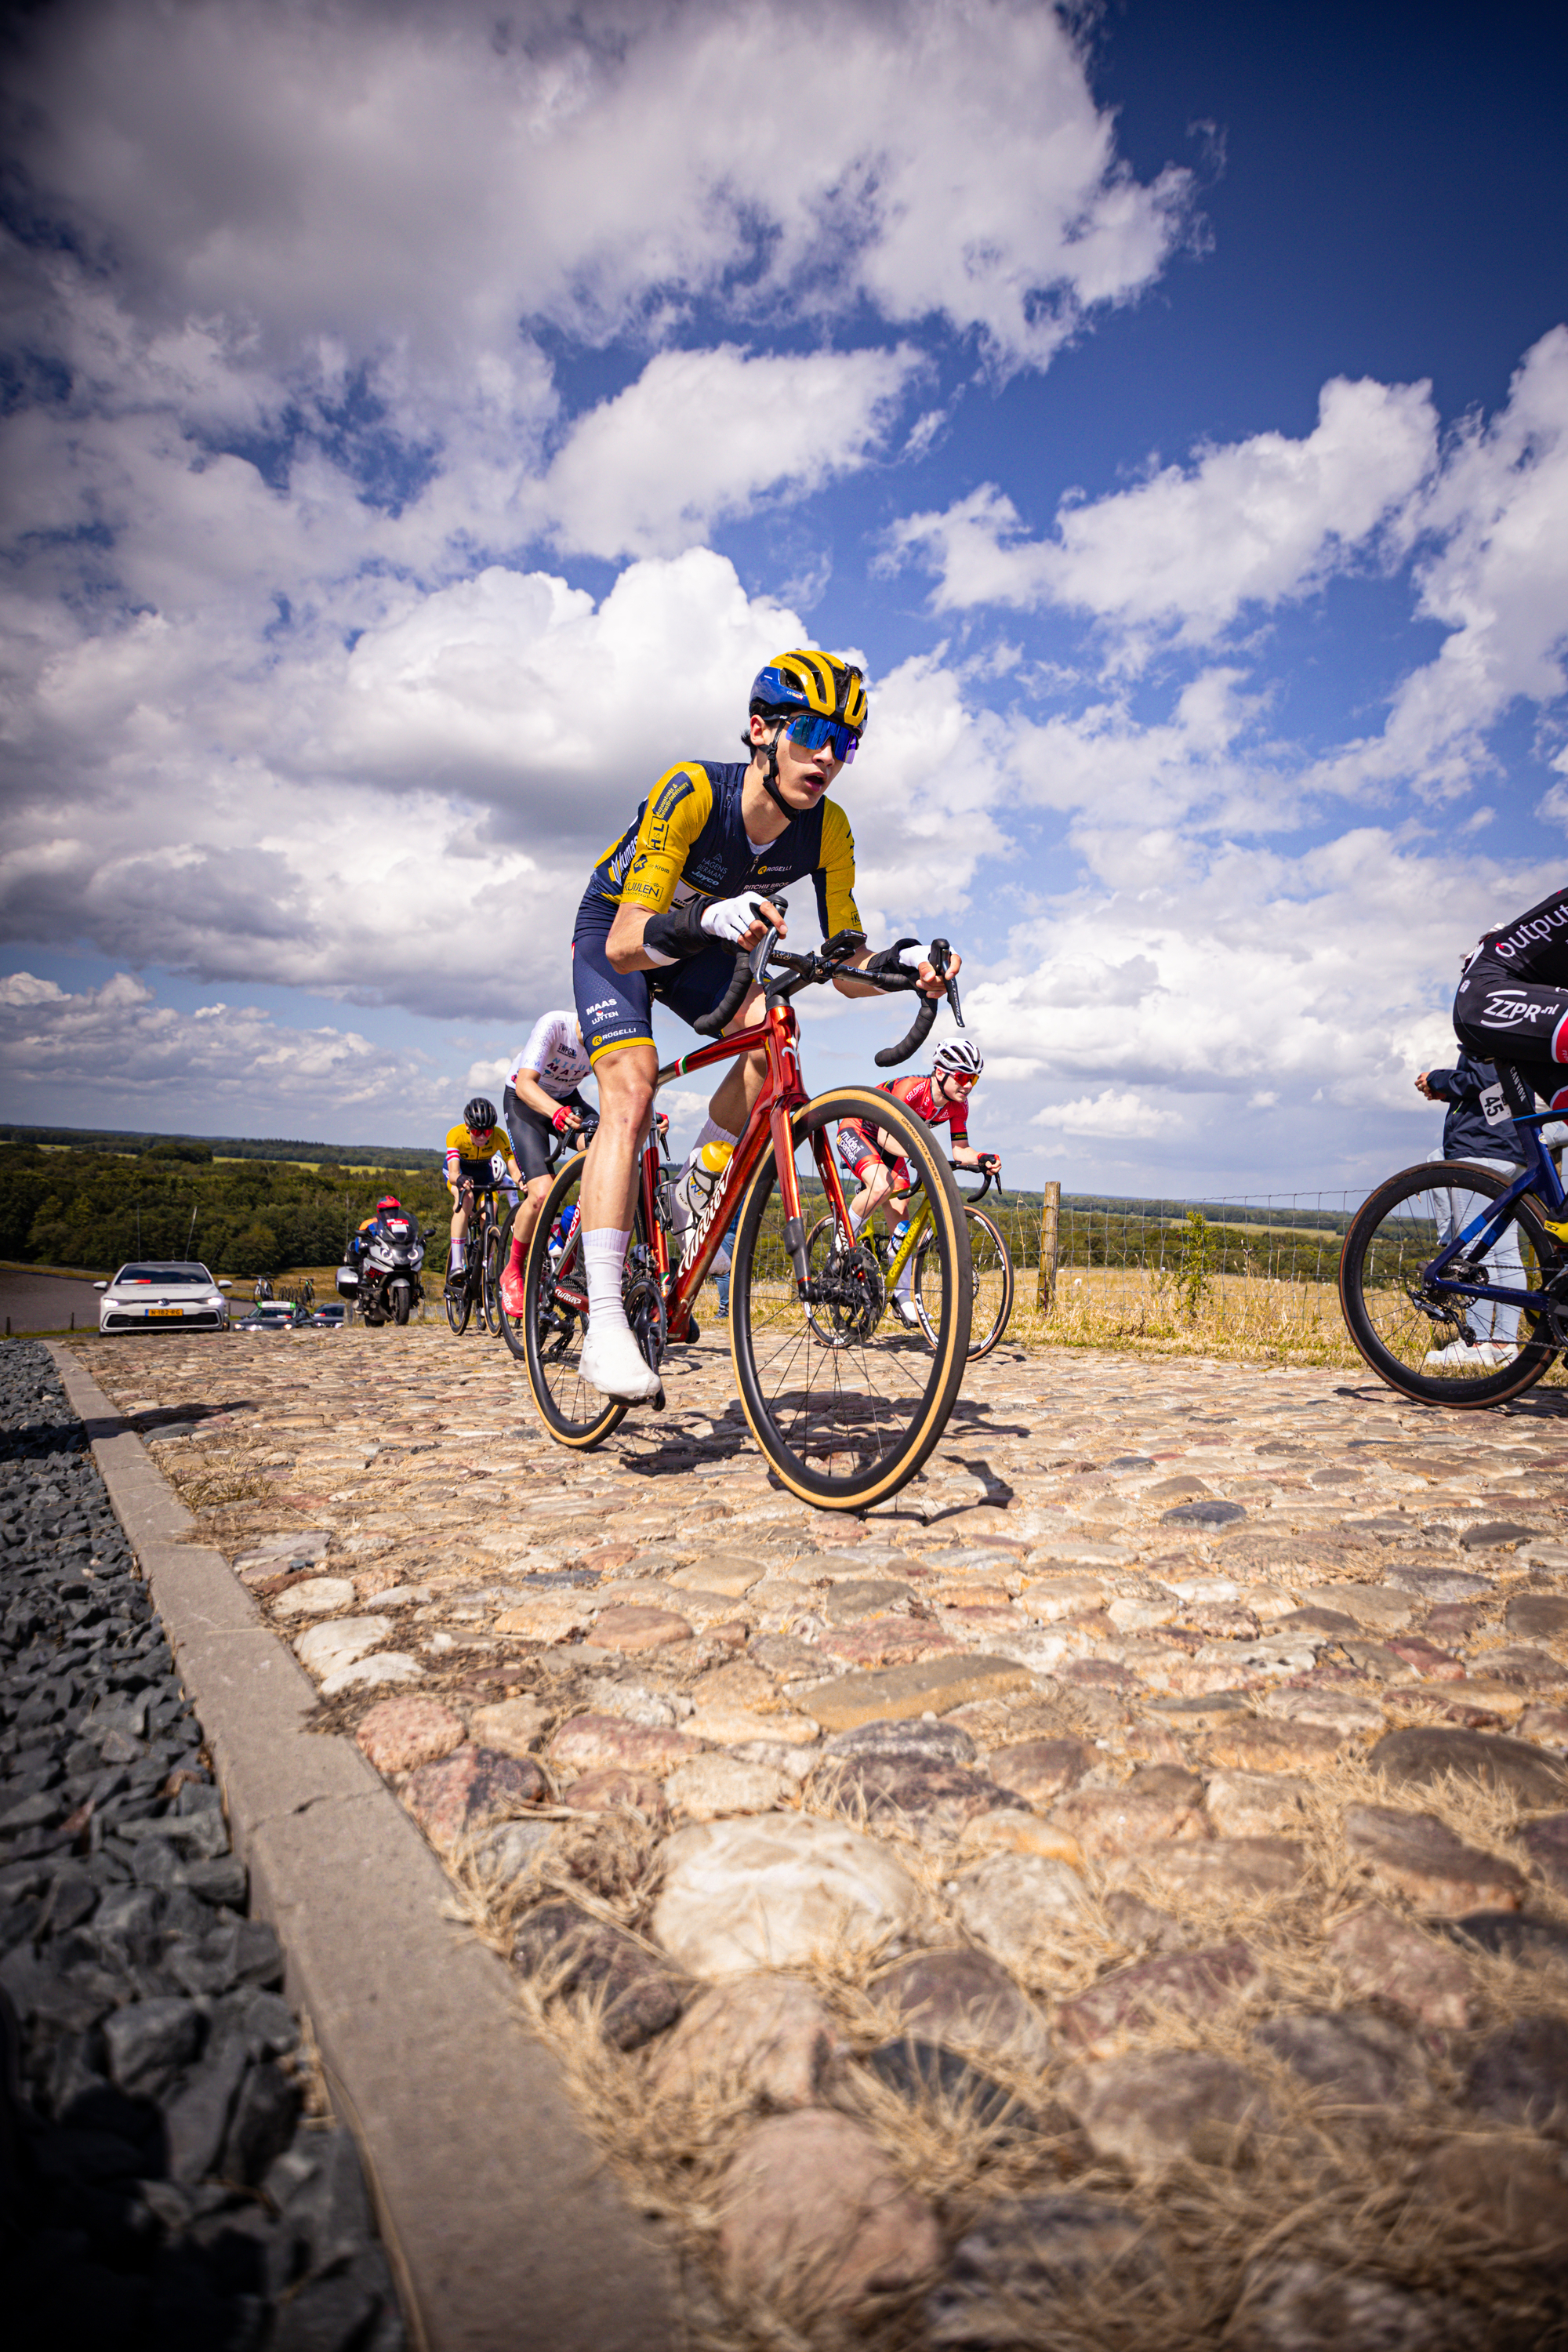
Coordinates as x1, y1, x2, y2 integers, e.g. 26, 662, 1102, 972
1453, 885, 1568, 1125
837, 1036, 998, 1326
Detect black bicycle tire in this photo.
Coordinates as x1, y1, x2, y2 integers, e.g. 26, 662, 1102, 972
520, 1155, 630, 1449
729, 1087, 971, 1509
916, 1204, 1014, 1359
479, 1221, 503, 1335
1338, 1160, 1560, 1406
495, 1203, 528, 1363
444, 1270, 472, 1335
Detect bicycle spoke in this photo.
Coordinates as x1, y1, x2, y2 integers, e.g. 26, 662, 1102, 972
1340, 1163, 1559, 1406
731, 1093, 971, 1503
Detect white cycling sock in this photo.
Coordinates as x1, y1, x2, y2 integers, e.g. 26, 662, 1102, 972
693, 1116, 738, 1155
583, 1228, 631, 1330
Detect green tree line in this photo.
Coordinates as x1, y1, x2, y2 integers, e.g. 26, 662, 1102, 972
0, 1145, 452, 1279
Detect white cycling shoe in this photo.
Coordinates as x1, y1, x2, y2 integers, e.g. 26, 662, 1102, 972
890, 1295, 924, 1330
1424, 1338, 1506, 1369
580, 1319, 663, 1403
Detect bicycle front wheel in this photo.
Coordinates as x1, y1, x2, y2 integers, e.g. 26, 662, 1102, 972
1338, 1161, 1562, 1406
519, 1153, 630, 1449
916, 1203, 1014, 1359
479, 1221, 503, 1335
444, 1270, 472, 1335
731, 1087, 971, 1509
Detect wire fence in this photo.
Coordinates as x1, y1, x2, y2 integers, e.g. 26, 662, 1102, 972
985, 1188, 1365, 1367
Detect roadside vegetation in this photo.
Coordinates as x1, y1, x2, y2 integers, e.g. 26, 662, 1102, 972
0, 1138, 449, 1279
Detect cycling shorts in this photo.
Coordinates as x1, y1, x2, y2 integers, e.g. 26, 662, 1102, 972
835, 1123, 909, 1192
504, 1084, 590, 1181
1454, 956, 1568, 1112
572, 892, 742, 1064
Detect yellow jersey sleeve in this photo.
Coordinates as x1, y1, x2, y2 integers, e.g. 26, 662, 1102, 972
818, 799, 862, 936
616, 764, 715, 914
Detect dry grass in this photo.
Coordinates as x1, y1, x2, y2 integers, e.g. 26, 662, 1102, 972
437, 1735, 1568, 2350
164, 1447, 274, 1508
1017, 1265, 1363, 1370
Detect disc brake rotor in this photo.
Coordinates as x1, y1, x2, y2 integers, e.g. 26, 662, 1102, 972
811, 1243, 886, 1346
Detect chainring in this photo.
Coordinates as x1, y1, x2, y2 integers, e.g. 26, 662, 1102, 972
625, 1269, 667, 1372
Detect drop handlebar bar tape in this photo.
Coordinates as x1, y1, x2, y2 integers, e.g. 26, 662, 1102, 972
875, 990, 939, 1067
694, 948, 754, 1036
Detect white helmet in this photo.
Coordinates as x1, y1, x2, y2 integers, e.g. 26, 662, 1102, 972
933, 1037, 982, 1075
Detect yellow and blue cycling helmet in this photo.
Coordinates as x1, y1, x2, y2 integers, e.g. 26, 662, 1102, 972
749, 650, 868, 764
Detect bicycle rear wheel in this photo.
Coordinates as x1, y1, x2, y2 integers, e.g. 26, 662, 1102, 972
519, 1155, 631, 1449
1338, 1161, 1562, 1406
916, 1203, 1014, 1359
730, 1087, 971, 1509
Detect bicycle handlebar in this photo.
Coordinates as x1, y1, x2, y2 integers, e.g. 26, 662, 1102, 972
873, 937, 949, 1068
693, 946, 756, 1036
690, 921, 957, 1068
952, 1157, 1002, 1200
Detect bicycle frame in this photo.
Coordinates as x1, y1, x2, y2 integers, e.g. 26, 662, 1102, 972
1421, 1099, 1568, 1323
546, 997, 861, 1341
888, 1165, 1000, 1286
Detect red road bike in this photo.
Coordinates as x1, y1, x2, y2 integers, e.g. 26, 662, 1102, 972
502, 927, 974, 1511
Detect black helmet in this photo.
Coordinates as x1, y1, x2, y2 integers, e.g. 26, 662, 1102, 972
464, 1096, 497, 1133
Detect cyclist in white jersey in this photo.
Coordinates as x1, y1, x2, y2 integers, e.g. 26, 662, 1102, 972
499, 1011, 595, 1312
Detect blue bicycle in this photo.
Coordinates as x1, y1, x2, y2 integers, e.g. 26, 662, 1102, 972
1340, 1060, 1568, 1405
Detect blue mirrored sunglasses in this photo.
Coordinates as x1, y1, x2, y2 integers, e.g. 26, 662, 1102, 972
782, 711, 859, 763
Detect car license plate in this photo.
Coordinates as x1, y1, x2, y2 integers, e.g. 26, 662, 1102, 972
148, 1307, 182, 1318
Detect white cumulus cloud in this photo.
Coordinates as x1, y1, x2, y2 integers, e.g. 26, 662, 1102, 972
0, 971, 448, 1129
891, 375, 1437, 646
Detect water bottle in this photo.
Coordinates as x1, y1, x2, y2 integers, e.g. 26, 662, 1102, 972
673, 1139, 734, 1236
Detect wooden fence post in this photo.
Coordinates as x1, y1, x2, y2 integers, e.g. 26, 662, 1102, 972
1037, 1181, 1061, 1312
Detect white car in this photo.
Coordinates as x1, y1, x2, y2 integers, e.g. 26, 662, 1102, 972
96, 1261, 232, 1333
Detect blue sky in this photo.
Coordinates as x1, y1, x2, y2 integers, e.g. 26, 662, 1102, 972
3, 0, 1566, 1196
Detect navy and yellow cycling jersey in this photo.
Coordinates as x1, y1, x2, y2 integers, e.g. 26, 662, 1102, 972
574, 760, 862, 1066
586, 760, 862, 938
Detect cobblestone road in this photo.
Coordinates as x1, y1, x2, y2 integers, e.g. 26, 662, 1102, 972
73, 1321, 1568, 2349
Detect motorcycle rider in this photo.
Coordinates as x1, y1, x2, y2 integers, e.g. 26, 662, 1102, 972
349, 1196, 405, 1272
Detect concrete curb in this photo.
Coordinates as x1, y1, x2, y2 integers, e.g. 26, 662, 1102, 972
47, 1342, 677, 2352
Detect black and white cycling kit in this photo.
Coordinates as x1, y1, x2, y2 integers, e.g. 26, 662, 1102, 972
1454, 884, 1568, 1113
503, 1011, 593, 1181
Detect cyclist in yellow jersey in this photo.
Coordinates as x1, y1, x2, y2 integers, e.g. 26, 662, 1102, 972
443, 1094, 521, 1294
570, 649, 960, 1402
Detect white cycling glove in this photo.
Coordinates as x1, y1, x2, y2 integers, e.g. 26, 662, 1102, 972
700, 892, 769, 947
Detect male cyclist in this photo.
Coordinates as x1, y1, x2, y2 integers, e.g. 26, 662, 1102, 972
443, 1097, 521, 1294
837, 1039, 999, 1326
572, 648, 960, 1401
498, 1013, 596, 1315
1453, 889, 1568, 1116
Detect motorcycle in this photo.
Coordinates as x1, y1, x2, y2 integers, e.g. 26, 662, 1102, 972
336, 1210, 428, 1327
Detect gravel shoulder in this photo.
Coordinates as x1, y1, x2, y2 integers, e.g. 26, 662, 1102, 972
0, 1338, 403, 2350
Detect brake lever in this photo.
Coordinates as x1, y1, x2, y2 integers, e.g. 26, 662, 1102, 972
927, 936, 964, 1028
